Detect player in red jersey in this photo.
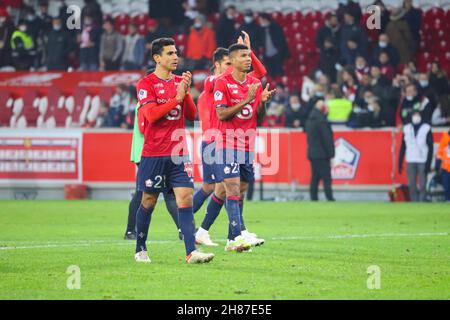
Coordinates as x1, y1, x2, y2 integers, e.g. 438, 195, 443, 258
213, 43, 276, 251
134, 38, 214, 264
194, 32, 269, 247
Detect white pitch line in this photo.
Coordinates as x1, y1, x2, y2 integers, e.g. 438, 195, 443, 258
0, 232, 447, 251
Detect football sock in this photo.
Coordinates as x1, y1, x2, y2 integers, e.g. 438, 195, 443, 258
201, 194, 224, 231
163, 191, 179, 229
126, 189, 141, 233
225, 196, 241, 240
239, 199, 246, 231
193, 188, 212, 213
135, 204, 153, 253
178, 207, 196, 255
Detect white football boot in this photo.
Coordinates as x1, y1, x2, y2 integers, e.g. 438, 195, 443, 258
135, 250, 151, 263
186, 250, 215, 264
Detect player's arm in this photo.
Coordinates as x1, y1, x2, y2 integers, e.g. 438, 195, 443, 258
238, 31, 267, 79
184, 93, 197, 121
214, 81, 258, 121
137, 104, 145, 134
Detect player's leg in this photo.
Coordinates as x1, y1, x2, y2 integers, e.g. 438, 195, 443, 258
196, 182, 226, 246
170, 158, 214, 263
125, 163, 140, 240
193, 141, 217, 213
310, 160, 320, 201
162, 190, 180, 231
135, 191, 159, 262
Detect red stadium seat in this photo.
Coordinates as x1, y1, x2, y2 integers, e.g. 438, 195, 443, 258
114, 14, 130, 35
21, 91, 39, 127
70, 87, 88, 125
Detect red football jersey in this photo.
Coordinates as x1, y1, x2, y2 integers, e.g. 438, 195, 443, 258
136, 73, 189, 157
213, 73, 263, 151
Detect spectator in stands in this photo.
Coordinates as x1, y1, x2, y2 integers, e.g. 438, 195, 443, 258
262, 102, 285, 128
285, 94, 304, 128
371, 33, 400, 67
144, 19, 169, 68
23, 6, 46, 69
107, 84, 131, 127
236, 10, 263, 53
428, 61, 449, 98
355, 55, 369, 82
259, 13, 290, 78
318, 37, 339, 83
95, 102, 109, 128
377, 51, 395, 81
81, 0, 103, 27
340, 11, 368, 67
340, 67, 359, 103
121, 23, 145, 70
46, 17, 69, 71
316, 13, 341, 53
372, 0, 390, 33
305, 100, 335, 202
398, 111, 433, 202
417, 73, 436, 106
402, 0, 421, 54
400, 83, 433, 125
216, 4, 237, 49
37, 0, 52, 35
79, 14, 101, 71
326, 90, 353, 125
348, 89, 382, 128
100, 18, 124, 71
184, 14, 216, 70
370, 65, 398, 126
386, 7, 414, 65
337, 0, 362, 24
431, 96, 450, 127
10, 19, 36, 70
0, 8, 14, 69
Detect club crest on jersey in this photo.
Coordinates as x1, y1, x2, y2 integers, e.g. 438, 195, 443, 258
139, 89, 147, 99
166, 105, 182, 120
214, 90, 223, 101
236, 104, 253, 120
224, 166, 231, 174
145, 179, 153, 187
184, 163, 194, 178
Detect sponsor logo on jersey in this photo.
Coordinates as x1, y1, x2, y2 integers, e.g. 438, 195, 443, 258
214, 91, 223, 101
139, 89, 147, 100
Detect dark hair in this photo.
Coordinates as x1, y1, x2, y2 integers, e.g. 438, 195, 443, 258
104, 17, 114, 25
151, 37, 176, 58
260, 13, 271, 21
213, 47, 229, 64
228, 44, 249, 56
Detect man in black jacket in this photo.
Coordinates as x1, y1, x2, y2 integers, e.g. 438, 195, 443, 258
305, 100, 336, 201
46, 17, 69, 70
258, 13, 290, 77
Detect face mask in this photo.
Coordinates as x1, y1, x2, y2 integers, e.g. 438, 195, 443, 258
194, 22, 202, 30
226, 13, 234, 20
244, 16, 253, 24
53, 25, 62, 31
356, 64, 365, 70
379, 41, 387, 48
406, 96, 414, 101
412, 115, 421, 124
419, 80, 428, 87
27, 15, 35, 21
291, 103, 301, 111
339, 0, 348, 5
19, 25, 27, 32
315, 92, 324, 97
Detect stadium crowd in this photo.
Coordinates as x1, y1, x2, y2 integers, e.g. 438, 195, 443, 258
0, 0, 449, 129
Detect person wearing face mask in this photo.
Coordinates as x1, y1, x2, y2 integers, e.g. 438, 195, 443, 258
339, 12, 368, 67
305, 100, 335, 202
45, 17, 69, 71
398, 112, 433, 202
235, 10, 263, 54
285, 94, 304, 128
399, 83, 433, 125
0, 8, 14, 68
10, 20, 35, 70
121, 23, 145, 70
371, 33, 399, 67
216, 5, 237, 49
78, 15, 101, 71
184, 14, 216, 70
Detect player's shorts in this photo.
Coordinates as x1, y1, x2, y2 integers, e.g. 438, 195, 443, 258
137, 155, 194, 193
201, 141, 217, 184
214, 149, 255, 183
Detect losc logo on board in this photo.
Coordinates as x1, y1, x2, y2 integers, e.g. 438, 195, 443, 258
332, 138, 360, 180
5, 73, 63, 86
102, 73, 142, 85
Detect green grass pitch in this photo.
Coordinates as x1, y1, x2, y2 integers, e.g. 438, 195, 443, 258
0, 200, 449, 300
